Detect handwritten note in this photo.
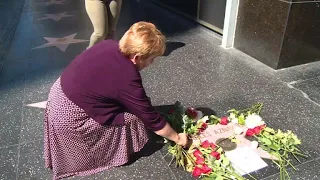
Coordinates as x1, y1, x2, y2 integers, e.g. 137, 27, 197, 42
225, 146, 268, 175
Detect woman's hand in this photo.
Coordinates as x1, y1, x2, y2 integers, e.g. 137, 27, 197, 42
154, 123, 190, 148
175, 133, 189, 148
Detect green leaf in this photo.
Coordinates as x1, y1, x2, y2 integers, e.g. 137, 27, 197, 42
222, 157, 230, 167
209, 115, 220, 124
201, 148, 212, 154
263, 127, 275, 133
201, 177, 212, 180
261, 137, 272, 145
179, 158, 184, 166
216, 175, 224, 180
292, 135, 301, 145
214, 159, 221, 166
270, 143, 281, 151
209, 115, 219, 120
258, 144, 271, 152
238, 114, 245, 125
262, 131, 271, 137
216, 147, 223, 154
227, 109, 238, 113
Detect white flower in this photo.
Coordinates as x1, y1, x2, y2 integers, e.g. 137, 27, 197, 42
229, 113, 236, 119
234, 126, 243, 135
245, 113, 264, 129
228, 113, 239, 124
199, 116, 209, 123
231, 118, 239, 124
182, 115, 188, 124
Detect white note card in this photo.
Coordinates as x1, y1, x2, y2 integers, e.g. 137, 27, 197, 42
225, 146, 268, 175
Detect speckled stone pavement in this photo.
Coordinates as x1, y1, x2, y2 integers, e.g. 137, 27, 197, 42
0, 0, 319, 179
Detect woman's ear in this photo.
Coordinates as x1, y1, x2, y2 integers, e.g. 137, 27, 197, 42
130, 55, 138, 64
130, 54, 140, 65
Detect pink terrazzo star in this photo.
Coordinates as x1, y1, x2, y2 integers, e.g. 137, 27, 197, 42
33, 33, 88, 52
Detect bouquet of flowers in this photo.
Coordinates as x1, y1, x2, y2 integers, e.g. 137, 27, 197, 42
162, 102, 307, 180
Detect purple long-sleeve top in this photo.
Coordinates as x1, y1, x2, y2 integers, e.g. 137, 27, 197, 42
60, 40, 167, 131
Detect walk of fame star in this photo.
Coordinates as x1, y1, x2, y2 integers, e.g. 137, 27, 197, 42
26, 101, 47, 109
199, 123, 278, 160
38, 12, 73, 21
33, 33, 88, 52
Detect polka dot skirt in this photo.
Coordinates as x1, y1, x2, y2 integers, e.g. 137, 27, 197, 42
44, 78, 149, 180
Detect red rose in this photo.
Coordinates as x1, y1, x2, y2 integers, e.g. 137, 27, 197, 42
186, 108, 198, 119
253, 126, 262, 134
192, 166, 202, 177
210, 151, 220, 160
247, 124, 266, 137
193, 149, 202, 158
260, 124, 266, 130
195, 157, 205, 165
199, 123, 208, 132
168, 108, 175, 114
201, 140, 210, 148
210, 143, 217, 149
246, 128, 255, 136
201, 123, 208, 129
220, 116, 228, 125
201, 164, 212, 174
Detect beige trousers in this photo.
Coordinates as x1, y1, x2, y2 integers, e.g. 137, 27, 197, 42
85, 0, 122, 49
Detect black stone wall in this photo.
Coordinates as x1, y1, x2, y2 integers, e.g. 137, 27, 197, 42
234, 0, 320, 69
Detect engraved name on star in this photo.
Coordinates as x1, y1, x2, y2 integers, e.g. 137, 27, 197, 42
38, 12, 73, 22
33, 33, 89, 52
199, 123, 277, 160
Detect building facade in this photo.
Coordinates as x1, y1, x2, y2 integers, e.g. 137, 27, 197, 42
153, 0, 320, 70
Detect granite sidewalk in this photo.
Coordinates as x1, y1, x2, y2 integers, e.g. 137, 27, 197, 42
0, 0, 319, 179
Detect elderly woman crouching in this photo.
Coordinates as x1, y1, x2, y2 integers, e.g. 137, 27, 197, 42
44, 21, 188, 180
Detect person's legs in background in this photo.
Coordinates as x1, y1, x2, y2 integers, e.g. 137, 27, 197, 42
85, 0, 108, 49
106, 0, 122, 39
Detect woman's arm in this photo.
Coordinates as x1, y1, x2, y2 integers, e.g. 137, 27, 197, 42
117, 77, 188, 147
118, 79, 167, 131
154, 123, 188, 147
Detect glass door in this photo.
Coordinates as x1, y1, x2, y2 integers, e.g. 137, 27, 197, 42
198, 0, 226, 34
153, 0, 226, 34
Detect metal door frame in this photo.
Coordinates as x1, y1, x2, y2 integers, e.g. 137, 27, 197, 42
221, 0, 239, 48
151, 0, 239, 48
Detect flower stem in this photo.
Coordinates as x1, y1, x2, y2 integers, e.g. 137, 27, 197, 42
292, 151, 308, 158
285, 158, 296, 171
291, 153, 301, 163
168, 156, 175, 166
163, 152, 170, 159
